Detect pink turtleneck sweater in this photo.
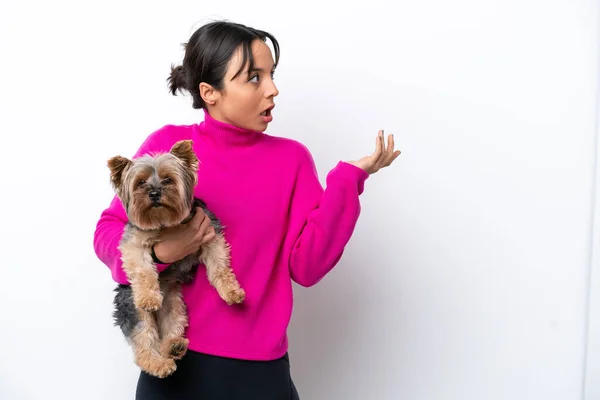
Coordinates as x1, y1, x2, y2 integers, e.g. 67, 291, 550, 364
93, 110, 369, 360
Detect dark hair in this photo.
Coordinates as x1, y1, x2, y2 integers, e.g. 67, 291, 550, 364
167, 21, 280, 109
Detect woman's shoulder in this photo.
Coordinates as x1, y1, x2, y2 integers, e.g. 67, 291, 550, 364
264, 134, 314, 163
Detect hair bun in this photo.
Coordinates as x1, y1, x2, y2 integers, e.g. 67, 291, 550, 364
167, 64, 187, 95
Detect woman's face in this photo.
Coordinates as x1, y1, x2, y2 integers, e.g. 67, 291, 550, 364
202, 39, 279, 132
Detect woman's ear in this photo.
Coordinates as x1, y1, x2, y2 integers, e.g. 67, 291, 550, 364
199, 82, 219, 105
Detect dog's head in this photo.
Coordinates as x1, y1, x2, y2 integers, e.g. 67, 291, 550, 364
107, 140, 198, 230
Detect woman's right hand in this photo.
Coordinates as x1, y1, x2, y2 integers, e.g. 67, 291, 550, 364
152, 207, 216, 264
346, 130, 401, 174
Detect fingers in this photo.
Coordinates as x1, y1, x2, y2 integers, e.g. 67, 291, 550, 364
197, 209, 216, 245
384, 134, 401, 166
191, 206, 207, 228
198, 212, 211, 232
376, 131, 401, 168
201, 226, 216, 245
387, 133, 394, 156
372, 130, 384, 162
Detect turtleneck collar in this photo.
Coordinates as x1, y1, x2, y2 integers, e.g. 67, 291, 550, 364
197, 109, 265, 147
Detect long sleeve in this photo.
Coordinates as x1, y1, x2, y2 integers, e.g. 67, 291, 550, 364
93, 195, 133, 284
93, 127, 173, 285
288, 148, 369, 287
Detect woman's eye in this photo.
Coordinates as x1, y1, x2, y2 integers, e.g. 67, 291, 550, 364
249, 75, 259, 83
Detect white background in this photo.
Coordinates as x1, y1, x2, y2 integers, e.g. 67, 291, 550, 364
1, 0, 598, 399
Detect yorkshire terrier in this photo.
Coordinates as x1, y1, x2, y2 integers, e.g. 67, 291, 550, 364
106, 140, 245, 378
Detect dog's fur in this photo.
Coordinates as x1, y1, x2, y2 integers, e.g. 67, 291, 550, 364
107, 140, 245, 378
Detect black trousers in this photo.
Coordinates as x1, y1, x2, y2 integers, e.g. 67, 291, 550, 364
136, 350, 300, 400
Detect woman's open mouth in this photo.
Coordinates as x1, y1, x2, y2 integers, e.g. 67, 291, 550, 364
260, 105, 274, 122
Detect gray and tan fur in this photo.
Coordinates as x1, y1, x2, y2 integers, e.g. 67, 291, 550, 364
107, 140, 245, 378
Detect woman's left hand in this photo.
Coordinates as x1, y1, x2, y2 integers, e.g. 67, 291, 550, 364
347, 130, 401, 174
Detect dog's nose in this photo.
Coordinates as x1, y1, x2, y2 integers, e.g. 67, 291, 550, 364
149, 190, 161, 202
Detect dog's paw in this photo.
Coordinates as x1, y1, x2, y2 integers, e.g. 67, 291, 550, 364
145, 358, 177, 379
170, 339, 189, 359
224, 287, 245, 305
162, 338, 189, 360
135, 292, 163, 312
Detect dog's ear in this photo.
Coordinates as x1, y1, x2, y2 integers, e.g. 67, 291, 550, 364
170, 140, 199, 171
107, 155, 132, 191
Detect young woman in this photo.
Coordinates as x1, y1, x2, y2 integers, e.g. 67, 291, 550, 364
93, 20, 400, 399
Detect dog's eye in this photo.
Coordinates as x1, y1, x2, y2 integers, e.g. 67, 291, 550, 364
136, 180, 146, 187
162, 177, 173, 185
